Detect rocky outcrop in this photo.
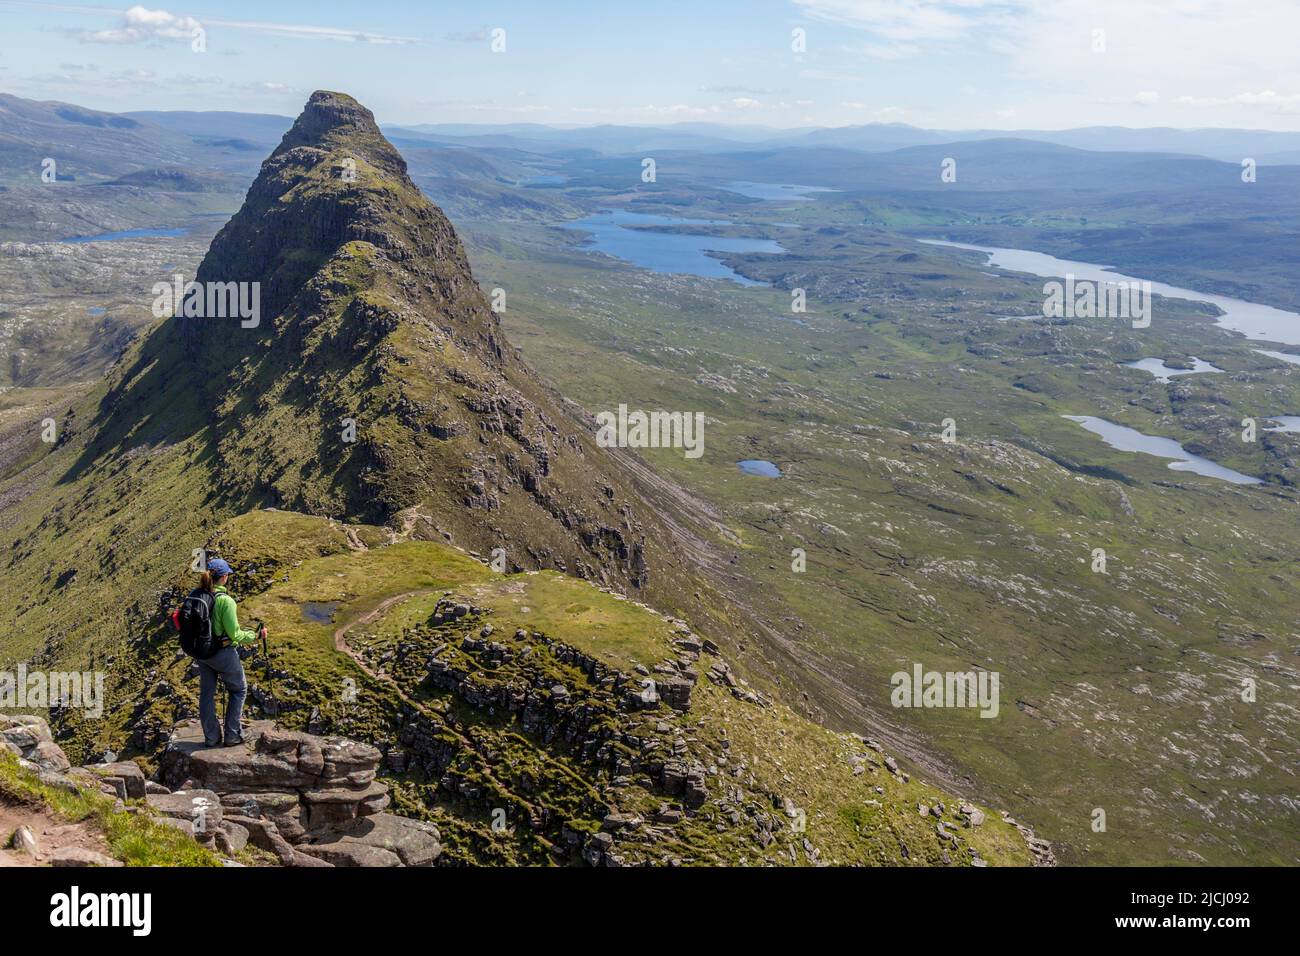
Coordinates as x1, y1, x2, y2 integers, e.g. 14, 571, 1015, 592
5, 713, 439, 867
159, 720, 439, 867
1, 713, 72, 779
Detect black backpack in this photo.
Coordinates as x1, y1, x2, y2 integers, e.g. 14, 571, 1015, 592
178, 588, 222, 660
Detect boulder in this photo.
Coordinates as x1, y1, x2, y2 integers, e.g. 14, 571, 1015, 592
10, 825, 38, 855
301, 780, 390, 831
683, 770, 708, 808
218, 790, 306, 842
0, 716, 72, 775
152, 720, 417, 866
29, 741, 71, 773
85, 761, 147, 800
655, 676, 693, 711
303, 813, 441, 867
296, 842, 401, 867
216, 821, 249, 855
146, 789, 224, 833
156, 817, 195, 838
0, 720, 50, 750
163, 720, 380, 793
289, 849, 336, 867
47, 847, 122, 867
225, 813, 296, 865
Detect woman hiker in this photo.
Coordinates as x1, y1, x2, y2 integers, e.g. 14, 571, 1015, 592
195, 558, 266, 747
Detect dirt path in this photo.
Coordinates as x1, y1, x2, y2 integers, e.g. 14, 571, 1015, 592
332, 589, 436, 686
0, 798, 111, 867
328, 588, 590, 820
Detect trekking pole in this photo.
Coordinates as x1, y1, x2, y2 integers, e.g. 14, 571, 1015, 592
255, 618, 272, 699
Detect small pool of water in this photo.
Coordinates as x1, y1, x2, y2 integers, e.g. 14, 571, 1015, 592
1264, 416, 1300, 434
61, 227, 187, 243
738, 459, 782, 477
1063, 415, 1261, 485
1122, 357, 1223, 382
301, 601, 341, 624
723, 182, 837, 201
87, 306, 106, 316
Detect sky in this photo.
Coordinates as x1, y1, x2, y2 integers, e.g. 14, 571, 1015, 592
2, 0, 1300, 130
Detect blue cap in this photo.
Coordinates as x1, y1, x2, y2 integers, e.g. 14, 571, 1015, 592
206, 557, 233, 577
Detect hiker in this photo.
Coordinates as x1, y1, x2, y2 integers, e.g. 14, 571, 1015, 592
175, 558, 266, 747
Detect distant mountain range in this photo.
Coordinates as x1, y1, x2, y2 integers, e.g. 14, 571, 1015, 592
118, 102, 1300, 164
3, 91, 1297, 197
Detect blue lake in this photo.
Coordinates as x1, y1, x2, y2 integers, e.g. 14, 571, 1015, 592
738, 459, 782, 477
1063, 415, 1261, 485
1122, 357, 1223, 382
921, 239, 1300, 347
562, 210, 783, 285
1257, 350, 1300, 366
724, 182, 837, 201
62, 228, 187, 244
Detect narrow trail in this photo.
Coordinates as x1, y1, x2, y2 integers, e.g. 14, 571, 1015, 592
327, 588, 591, 825
0, 799, 110, 867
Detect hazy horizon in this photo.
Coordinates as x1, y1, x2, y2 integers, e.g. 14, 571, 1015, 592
3, 0, 1300, 132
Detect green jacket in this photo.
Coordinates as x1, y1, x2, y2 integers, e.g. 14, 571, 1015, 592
212, 585, 257, 647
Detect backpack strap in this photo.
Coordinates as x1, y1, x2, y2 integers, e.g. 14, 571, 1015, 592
210, 591, 231, 644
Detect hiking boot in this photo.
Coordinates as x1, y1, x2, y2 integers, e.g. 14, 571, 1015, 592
204, 739, 222, 748
223, 734, 245, 747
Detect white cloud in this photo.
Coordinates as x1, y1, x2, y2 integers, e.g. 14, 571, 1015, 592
20, 2, 422, 45
75, 5, 201, 43
793, 0, 1300, 126
795, 0, 1019, 41
1177, 91, 1300, 110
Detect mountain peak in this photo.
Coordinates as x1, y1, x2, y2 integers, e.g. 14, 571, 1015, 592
118, 92, 672, 593
190, 90, 463, 330
270, 90, 402, 175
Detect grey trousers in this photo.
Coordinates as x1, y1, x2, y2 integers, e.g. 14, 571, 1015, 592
197, 645, 246, 744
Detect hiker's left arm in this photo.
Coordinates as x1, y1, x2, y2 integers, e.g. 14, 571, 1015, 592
218, 596, 257, 647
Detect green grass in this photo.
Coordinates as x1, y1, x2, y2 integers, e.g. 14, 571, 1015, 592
0, 751, 222, 867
